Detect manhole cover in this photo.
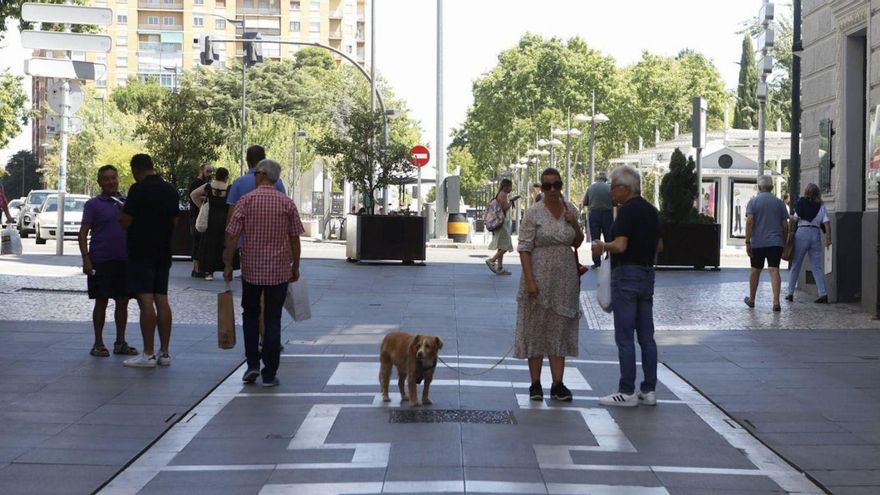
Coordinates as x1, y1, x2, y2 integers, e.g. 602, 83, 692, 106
389, 409, 516, 425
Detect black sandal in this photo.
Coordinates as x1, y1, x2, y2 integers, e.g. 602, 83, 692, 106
90, 344, 110, 357
113, 341, 139, 355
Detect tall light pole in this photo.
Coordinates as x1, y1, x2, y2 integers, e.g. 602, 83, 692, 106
435, 0, 446, 238
291, 129, 307, 203
555, 114, 586, 200
757, 0, 775, 176
586, 91, 610, 184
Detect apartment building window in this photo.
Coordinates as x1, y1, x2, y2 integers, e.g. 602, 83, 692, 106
117, 14, 127, 24
118, 35, 128, 46
163, 16, 175, 25
290, 21, 300, 32
117, 56, 128, 67
147, 16, 159, 25
290, 0, 300, 10
215, 19, 226, 30
309, 0, 320, 11
309, 21, 320, 33
193, 0, 204, 4
163, 0, 175, 4
117, 0, 126, 4
117, 76, 128, 87
193, 16, 203, 27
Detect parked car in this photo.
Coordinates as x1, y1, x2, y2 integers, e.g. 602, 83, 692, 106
17, 189, 54, 238
2, 198, 23, 228
33, 194, 90, 245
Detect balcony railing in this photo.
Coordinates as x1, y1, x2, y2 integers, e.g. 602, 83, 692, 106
329, 29, 342, 39
138, 23, 183, 31
236, 6, 281, 15
329, 9, 343, 20
138, 1, 183, 10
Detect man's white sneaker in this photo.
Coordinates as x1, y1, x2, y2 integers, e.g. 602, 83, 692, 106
598, 392, 638, 407
157, 353, 172, 366
638, 391, 657, 406
123, 354, 157, 368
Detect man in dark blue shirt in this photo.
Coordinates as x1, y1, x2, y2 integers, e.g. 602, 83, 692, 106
591, 165, 662, 408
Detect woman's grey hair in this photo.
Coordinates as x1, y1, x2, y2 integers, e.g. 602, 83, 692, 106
610, 165, 641, 193
804, 183, 822, 203
757, 174, 774, 192
255, 159, 282, 183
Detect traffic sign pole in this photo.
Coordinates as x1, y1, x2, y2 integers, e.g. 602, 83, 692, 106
409, 145, 430, 214
57, 1, 73, 255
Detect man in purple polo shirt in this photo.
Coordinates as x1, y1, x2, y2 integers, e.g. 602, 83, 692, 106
78, 165, 137, 358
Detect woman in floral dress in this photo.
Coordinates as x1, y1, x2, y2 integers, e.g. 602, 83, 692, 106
514, 167, 584, 402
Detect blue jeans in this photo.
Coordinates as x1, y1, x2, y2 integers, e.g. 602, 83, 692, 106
588, 209, 614, 266
611, 265, 657, 395
788, 227, 827, 297
241, 279, 287, 381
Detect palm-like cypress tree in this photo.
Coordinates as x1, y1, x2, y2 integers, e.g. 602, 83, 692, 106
734, 35, 759, 130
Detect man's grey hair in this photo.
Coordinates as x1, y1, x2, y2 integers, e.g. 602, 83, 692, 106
255, 159, 281, 183
597, 171, 607, 182
610, 165, 641, 193
757, 174, 774, 192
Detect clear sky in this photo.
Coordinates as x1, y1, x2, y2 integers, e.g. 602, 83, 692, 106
1, 0, 779, 170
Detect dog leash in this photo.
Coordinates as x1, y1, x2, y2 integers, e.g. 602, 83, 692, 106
436, 343, 515, 377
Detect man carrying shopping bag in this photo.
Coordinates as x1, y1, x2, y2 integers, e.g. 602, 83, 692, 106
223, 160, 304, 388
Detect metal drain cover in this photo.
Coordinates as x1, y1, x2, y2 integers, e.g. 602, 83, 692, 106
389, 409, 516, 425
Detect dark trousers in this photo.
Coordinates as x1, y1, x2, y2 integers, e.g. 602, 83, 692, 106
588, 209, 614, 266
611, 265, 657, 395
241, 279, 287, 381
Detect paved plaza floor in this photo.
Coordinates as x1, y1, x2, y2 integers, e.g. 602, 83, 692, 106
1, 239, 879, 494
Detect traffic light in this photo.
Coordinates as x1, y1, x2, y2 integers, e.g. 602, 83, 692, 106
242, 31, 263, 67
199, 35, 218, 65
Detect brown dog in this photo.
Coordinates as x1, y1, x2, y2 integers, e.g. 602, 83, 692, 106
379, 332, 443, 407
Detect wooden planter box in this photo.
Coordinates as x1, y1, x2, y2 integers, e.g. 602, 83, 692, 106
656, 223, 721, 270
346, 214, 426, 264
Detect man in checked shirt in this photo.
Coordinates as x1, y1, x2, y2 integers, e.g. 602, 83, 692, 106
223, 159, 304, 387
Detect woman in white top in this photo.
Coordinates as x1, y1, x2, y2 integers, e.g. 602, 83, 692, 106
786, 183, 831, 303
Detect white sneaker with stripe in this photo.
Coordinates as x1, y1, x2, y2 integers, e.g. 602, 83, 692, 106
598, 392, 638, 407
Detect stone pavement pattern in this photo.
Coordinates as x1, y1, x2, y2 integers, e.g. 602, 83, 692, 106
1, 239, 879, 494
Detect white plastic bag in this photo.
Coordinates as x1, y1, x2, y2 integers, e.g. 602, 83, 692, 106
284, 277, 311, 321
195, 201, 210, 233
596, 253, 612, 313
1, 227, 22, 256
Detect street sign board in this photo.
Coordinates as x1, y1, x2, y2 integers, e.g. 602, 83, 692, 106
21, 3, 113, 25
21, 30, 112, 53
47, 116, 83, 135
25, 57, 106, 81
409, 145, 430, 167
48, 79, 84, 115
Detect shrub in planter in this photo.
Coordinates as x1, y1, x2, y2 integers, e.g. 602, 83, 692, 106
657, 148, 720, 269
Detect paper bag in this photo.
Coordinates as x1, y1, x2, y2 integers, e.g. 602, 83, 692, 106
217, 284, 236, 349
596, 254, 613, 313
824, 244, 833, 276
284, 278, 311, 321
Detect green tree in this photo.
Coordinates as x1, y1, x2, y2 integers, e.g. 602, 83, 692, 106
134, 81, 224, 188
0, 70, 29, 151
734, 35, 759, 130
1, 150, 42, 199
316, 101, 415, 214
111, 77, 166, 114
659, 148, 712, 224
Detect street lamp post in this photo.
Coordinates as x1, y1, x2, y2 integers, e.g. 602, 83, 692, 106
586, 90, 610, 184
291, 129, 307, 204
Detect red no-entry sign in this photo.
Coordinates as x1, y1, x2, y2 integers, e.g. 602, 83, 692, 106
409, 145, 430, 167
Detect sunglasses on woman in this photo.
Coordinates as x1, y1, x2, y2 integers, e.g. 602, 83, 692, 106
540, 180, 564, 192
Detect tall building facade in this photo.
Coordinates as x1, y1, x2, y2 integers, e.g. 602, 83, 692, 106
95, 0, 370, 90
32, 0, 370, 167
800, 0, 877, 313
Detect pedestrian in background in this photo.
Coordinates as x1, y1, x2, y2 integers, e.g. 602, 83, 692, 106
224, 159, 304, 387
120, 154, 180, 368
78, 165, 136, 358
583, 171, 614, 268
532, 182, 544, 203
593, 165, 662, 408
226, 146, 286, 222
744, 175, 789, 312
188, 162, 213, 278
515, 168, 584, 402
190, 167, 230, 281
485, 178, 519, 275
786, 183, 831, 304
